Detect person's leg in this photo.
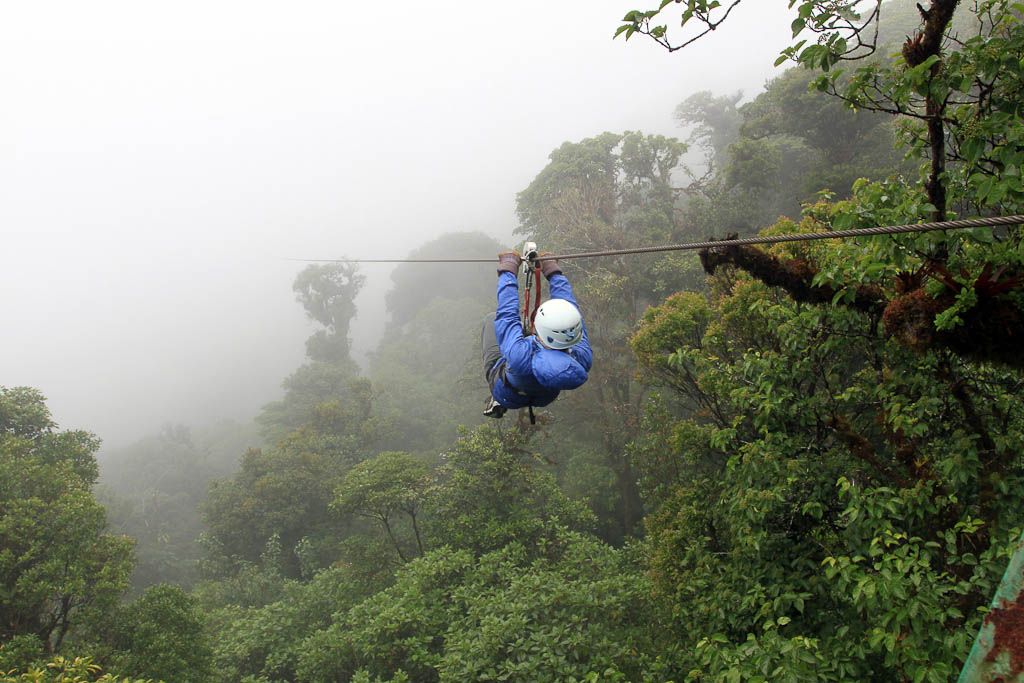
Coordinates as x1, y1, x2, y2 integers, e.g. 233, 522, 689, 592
481, 312, 501, 380
480, 312, 506, 417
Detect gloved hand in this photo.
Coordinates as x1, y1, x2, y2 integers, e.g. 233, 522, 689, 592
497, 251, 522, 275
537, 252, 562, 280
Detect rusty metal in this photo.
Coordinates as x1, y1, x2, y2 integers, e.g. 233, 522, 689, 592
958, 530, 1024, 682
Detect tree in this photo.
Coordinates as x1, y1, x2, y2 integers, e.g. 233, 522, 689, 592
87, 584, 213, 682
293, 262, 365, 364
624, 0, 1024, 372
98, 420, 260, 594
0, 653, 151, 682
516, 130, 700, 539
370, 232, 502, 454
383, 232, 503, 334
258, 262, 368, 443
205, 566, 370, 682
371, 296, 491, 454
295, 532, 672, 683
0, 387, 134, 654
675, 90, 743, 174
628, 223, 1024, 679
202, 379, 388, 588
200, 445, 336, 583
333, 452, 433, 564
424, 426, 595, 557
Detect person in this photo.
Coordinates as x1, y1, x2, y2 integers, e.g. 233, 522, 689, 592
481, 250, 593, 418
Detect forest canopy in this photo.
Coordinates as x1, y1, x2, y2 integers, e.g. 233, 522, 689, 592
4, 1, 1024, 681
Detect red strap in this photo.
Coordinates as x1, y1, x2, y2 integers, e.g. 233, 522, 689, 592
530, 266, 541, 331
523, 265, 542, 333
520, 264, 544, 333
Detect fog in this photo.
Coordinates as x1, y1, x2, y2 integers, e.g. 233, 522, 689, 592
0, 0, 791, 448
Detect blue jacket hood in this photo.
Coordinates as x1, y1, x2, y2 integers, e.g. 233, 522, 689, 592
532, 347, 588, 391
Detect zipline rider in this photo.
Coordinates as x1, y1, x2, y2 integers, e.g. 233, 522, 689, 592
482, 250, 592, 419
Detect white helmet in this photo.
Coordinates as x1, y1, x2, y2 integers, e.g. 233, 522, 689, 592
534, 298, 583, 349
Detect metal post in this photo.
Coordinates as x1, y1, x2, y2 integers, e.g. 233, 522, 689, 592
958, 530, 1024, 682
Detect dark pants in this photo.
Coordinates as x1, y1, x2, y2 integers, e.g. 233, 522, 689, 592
481, 313, 502, 394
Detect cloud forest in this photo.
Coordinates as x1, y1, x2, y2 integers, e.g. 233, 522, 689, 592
3, 1, 1024, 680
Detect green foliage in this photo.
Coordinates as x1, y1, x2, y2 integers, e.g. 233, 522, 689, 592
438, 534, 667, 682
333, 452, 432, 564
293, 262, 365, 364
383, 232, 503, 333
629, 226, 1024, 679
0, 387, 135, 653
678, 71, 907, 243
423, 425, 595, 556
97, 421, 260, 594
205, 377, 387, 584
294, 532, 671, 683
516, 130, 701, 540
257, 363, 375, 444
559, 449, 623, 543
0, 637, 45, 674
84, 585, 212, 683
207, 567, 369, 682
0, 653, 153, 682
200, 445, 337, 582
370, 296, 489, 454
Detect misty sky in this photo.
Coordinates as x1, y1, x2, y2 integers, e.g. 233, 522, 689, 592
1, 1, 792, 448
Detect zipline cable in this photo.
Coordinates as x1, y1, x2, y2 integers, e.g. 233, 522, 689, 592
288, 215, 1024, 264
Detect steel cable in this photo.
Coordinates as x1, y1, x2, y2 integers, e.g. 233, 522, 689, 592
289, 215, 1024, 264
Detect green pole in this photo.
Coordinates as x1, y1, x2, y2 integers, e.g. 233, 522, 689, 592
957, 530, 1024, 682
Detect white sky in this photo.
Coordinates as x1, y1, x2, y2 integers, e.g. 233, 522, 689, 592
0, 0, 792, 448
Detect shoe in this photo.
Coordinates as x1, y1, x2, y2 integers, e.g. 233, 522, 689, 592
483, 396, 506, 418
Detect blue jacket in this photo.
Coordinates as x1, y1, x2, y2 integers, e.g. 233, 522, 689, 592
491, 271, 593, 409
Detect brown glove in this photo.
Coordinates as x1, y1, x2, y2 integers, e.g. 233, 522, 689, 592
497, 251, 522, 275
537, 252, 562, 280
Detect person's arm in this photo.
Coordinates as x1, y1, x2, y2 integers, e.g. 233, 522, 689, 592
494, 272, 535, 375
548, 273, 592, 371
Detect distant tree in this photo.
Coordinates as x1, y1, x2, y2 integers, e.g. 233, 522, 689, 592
98, 420, 261, 594
516, 130, 699, 539
0, 387, 134, 654
371, 295, 490, 454
369, 232, 502, 454
383, 232, 503, 333
424, 425, 595, 556
675, 89, 743, 174
202, 382, 386, 586
293, 262, 365, 364
674, 71, 910, 244
258, 263, 370, 444
258, 364, 379, 444
200, 445, 335, 582
332, 452, 433, 564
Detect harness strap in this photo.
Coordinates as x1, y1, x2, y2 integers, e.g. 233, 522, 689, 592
493, 361, 536, 425
493, 360, 527, 398
530, 266, 541, 330
522, 263, 542, 334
